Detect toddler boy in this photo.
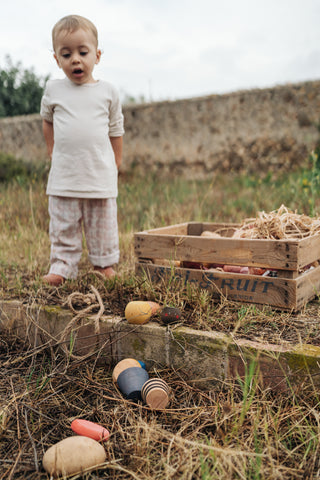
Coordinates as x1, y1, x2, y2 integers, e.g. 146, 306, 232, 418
40, 15, 124, 286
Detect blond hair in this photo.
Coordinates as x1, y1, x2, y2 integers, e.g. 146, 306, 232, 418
52, 15, 98, 51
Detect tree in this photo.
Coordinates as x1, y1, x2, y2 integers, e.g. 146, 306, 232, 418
0, 55, 49, 117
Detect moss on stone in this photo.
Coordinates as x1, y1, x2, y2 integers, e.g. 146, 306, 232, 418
286, 344, 320, 372
132, 337, 146, 355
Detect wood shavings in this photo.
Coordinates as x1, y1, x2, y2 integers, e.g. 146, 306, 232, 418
233, 205, 320, 240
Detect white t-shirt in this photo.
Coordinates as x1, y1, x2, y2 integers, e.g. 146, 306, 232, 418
40, 78, 124, 198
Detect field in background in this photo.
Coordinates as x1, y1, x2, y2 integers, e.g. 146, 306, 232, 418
1, 151, 319, 275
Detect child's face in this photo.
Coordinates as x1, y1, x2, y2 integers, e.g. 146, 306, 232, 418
54, 28, 101, 84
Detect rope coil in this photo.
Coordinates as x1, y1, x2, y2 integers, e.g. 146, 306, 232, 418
60, 285, 105, 360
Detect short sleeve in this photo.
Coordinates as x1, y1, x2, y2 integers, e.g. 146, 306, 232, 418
109, 87, 125, 137
40, 83, 53, 123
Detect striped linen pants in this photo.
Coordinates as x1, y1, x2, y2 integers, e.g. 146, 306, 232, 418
48, 196, 119, 279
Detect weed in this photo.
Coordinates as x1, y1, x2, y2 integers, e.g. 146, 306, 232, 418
233, 359, 260, 435
304, 150, 320, 216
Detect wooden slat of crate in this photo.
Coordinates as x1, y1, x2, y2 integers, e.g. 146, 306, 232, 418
297, 234, 320, 270
136, 262, 320, 310
187, 222, 240, 236
134, 232, 299, 270
146, 222, 189, 235
192, 222, 320, 270
134, 222, 320, 271
296, 265, 320, 308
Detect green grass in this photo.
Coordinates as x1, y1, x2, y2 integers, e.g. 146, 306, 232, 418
118, 166, 320, 233
1, 153, 320, 276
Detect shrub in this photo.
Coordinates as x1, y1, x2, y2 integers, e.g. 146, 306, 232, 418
0, 152, 47, 184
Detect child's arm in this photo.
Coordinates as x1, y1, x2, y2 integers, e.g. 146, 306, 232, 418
42, 119, 54, 159
110, 136, 123, 170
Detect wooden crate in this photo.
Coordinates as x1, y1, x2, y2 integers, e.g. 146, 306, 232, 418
134, 222, 320, 310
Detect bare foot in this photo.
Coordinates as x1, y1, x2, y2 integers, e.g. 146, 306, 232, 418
93, 266, 116, 279
42, 273, 65, 286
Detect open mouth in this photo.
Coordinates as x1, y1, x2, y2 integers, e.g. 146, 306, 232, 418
72, 68, 83, 75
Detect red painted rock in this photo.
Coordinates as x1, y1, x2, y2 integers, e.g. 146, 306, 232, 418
160, 307, 182, 325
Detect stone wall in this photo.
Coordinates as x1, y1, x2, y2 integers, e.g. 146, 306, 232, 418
0, 113, 45, 164
1, 80, 320, 179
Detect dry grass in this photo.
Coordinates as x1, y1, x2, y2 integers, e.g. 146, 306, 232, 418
1, 177, 320, 345
234, 204, 320, 239
1, 328, 320, 480
1, 172, 320, 478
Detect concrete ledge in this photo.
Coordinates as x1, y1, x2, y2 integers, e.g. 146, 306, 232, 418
1, 300, 320, 392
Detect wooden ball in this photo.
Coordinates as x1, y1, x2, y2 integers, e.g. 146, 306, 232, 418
117, 366, 149, 401
145, 388, 169, 410
112, 358, 141, 383
141, 378, 171, 410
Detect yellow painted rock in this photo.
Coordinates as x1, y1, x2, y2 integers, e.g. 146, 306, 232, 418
125, 301, 161, 324
42, 436, 106, 477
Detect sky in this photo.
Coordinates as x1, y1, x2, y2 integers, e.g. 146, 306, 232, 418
0, 0, 320, 102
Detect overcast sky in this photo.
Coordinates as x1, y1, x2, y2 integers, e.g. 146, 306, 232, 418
1, 0, 319, 102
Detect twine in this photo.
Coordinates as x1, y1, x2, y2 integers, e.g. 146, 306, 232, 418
60, 285, 105, 361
